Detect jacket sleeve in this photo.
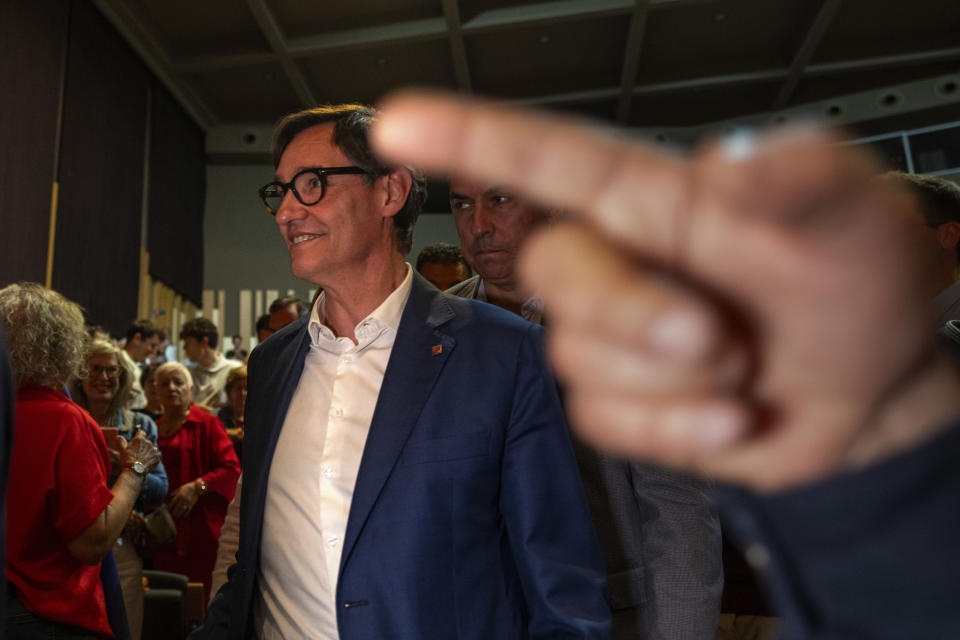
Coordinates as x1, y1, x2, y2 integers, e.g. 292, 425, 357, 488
190, 562, 237, 640
628, 462, 723, 640
208, 474, 242, 603
201, 414, 241, 501
499, 325, 612, 639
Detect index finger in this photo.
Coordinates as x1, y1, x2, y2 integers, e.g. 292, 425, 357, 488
372, 90, 690, 260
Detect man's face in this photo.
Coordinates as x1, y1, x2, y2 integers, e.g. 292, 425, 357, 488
449, 179, 550, 287
269, 304, 301, 332
892, 187, 956, 296
274, 123, 385, 286
130, 333, 160, 362
419, 261, 471, 291
182, 336, 203, 362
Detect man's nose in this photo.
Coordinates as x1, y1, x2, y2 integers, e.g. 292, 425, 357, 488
274, 189, 306, 225
470, 203, 494, 236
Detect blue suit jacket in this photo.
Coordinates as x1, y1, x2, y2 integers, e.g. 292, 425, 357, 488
196, 275, 611, 639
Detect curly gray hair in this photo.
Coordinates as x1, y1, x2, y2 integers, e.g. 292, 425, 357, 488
69, 339, 136, 427
0, 282, 88, 388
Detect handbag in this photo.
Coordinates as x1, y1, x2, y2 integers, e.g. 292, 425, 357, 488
140, 504, 177, 555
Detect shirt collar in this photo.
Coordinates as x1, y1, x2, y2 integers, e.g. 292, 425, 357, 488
197, 353, 227, 373
308, 263, 414, 348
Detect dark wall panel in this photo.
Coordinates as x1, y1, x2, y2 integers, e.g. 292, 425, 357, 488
0, 0, 70, 285
53, 0, 148, 335
148, 82, 206, 305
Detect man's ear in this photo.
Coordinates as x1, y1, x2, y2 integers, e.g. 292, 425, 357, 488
381, 168, 412, 219
938, 221, 960, 250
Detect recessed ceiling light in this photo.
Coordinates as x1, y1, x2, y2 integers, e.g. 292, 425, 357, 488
936, 78, 958, 97
878, 91, 902, 109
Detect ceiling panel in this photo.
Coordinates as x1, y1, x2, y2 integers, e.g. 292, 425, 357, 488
628, 80, 781, 126
185, 61, 303, 123
299, 39, 456, 106
813, 0, 960, 63
460, 0, 537, 24
467, 14, 628, 99
137, 0, 270, 58
97, 0, 960, 134
637, 0, 813, 84
548, 99, 619, 123
272, 0, 442, 38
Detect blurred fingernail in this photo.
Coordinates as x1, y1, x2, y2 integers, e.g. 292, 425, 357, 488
648, 310, 712, 360
720, 128, 759, 161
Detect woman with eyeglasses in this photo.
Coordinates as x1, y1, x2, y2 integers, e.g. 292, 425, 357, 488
70, 339, 168, 640
151, 361, 240, 600
1, 283, 161, 640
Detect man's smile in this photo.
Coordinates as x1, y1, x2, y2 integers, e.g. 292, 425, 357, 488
289, 233, 325, 246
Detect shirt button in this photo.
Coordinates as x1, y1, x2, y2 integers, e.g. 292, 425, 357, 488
330, 407, 344, 418
327, 536, 339, 547
322, 467, 335, 479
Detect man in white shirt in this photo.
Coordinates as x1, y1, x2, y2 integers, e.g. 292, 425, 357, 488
196, 104, 609, 640
121, 319, 163, 409
181, 317, 241, 408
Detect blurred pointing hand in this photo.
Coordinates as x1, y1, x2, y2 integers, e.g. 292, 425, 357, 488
372, 92, 960, 491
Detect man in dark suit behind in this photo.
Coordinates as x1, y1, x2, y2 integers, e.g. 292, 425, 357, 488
446, 179, 723, 640
194, 104, 609, 639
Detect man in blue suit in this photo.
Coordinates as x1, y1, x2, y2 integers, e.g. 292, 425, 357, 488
195, 104, 610, 639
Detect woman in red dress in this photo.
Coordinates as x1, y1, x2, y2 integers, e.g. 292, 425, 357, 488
152, 362, 240, 599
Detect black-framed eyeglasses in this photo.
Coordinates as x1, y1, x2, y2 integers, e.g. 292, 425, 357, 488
88, 364, 120, 379
258, 166, 371, 215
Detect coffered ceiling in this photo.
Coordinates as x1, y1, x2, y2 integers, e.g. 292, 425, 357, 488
93, 0, 960, 138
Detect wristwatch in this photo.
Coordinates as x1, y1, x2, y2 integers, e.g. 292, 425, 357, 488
127, 460, 146, 477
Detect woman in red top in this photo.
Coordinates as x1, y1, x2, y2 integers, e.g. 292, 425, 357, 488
152, 362, 240, 599
1, 283, 160, 639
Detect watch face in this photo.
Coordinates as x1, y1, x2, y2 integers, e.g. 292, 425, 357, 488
132, 461, 145, 475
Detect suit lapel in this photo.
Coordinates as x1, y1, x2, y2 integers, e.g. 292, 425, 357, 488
340, 276, 456, 572
246, 320, 311, 545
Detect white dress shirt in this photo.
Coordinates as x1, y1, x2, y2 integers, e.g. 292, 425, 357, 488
192, 353, 242, 408
255, 265, 413, 640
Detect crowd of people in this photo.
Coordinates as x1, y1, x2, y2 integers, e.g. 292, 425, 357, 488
3, 94, 960, 640
1, 286, 306, 638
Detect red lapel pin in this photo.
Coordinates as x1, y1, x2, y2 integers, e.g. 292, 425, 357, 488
431, 344, 443, 355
